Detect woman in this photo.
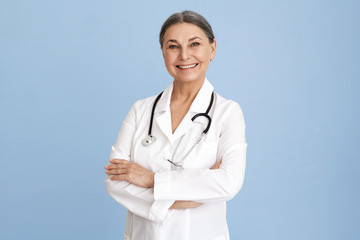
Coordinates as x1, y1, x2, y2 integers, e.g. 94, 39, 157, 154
104, 10, 247, 240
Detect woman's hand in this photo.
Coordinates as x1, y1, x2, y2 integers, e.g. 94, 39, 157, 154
169, 159, 222, 210
170, 201, 202, 209
104, 159, 155, 188
210, 159, 222, 170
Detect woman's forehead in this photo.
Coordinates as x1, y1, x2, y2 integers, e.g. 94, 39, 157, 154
164, 23, 206, 41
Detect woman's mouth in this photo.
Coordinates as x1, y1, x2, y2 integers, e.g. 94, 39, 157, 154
176, 63, 198, 69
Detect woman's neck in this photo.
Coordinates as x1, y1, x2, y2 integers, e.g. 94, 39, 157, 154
171, 78, 205, 103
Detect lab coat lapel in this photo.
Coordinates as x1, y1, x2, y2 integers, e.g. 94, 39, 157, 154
153, 81, 173, 143
155, 110, 173, 143
189, 78, 214, 113
155, 109, 194, 143
172, 114, 193, 141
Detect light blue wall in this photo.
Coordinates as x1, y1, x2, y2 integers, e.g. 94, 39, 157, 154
1, 0, 359, 239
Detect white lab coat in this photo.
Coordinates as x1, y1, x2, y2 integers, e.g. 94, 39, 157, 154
105, 78, 247, 240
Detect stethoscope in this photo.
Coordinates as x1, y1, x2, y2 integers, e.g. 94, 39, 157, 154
142, 91, 215, 168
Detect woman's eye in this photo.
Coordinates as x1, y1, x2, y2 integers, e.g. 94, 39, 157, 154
191, 42, 200, 47
169, 45, 178, 49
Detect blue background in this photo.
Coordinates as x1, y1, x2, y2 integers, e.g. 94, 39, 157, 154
1, 0, 359, 239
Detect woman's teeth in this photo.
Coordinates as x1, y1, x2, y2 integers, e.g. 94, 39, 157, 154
177, 64, 197, 69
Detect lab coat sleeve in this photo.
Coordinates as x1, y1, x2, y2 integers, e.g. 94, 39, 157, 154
105, 103, 174, 223
154, 102, 247, 203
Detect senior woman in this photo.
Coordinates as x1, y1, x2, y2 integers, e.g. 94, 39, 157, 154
104, 10, 247, 240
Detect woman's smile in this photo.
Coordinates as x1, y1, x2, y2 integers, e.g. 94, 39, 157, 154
176, 63, 199, 69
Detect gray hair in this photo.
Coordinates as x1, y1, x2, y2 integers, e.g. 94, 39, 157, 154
159, 10, 215, 48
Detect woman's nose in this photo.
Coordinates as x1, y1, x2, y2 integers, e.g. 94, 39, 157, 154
179, 48, 190, 60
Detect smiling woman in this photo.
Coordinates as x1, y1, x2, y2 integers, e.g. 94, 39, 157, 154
162, 22, 216, 85
104, 10, 247, 240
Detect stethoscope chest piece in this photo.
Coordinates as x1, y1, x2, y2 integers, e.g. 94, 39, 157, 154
142, 135, 156, 146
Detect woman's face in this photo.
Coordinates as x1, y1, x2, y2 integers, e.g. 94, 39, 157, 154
162, 23, 216, 84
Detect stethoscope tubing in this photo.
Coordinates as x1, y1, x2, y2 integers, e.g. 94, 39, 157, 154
148, 92, 164, 136
143, 90, 215, 167
147, 91, 214, 138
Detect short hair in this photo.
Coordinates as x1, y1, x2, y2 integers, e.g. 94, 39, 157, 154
159, 10, 215, 48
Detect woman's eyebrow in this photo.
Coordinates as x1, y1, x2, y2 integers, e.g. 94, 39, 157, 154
189, 36, 202, 41
166, 37, 202, 45
166, 39, 178, 44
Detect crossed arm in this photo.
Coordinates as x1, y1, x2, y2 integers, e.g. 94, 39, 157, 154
104, 159, 222, 209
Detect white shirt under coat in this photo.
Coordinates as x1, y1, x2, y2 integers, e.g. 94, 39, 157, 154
105, 78, 247, 240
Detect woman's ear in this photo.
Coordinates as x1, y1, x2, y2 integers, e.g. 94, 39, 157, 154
210, 39, 217, 60
162, 46, 167, 60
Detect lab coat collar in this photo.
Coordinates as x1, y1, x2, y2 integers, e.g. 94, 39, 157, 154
155, 78, 214, 114
189, 78, 214, 113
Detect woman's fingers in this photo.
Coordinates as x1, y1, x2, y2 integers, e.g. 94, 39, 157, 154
104, 159, 129, 171
109, 159, 129, 164
210, 159, 222, 169
170, 201, 202, 209
105, 168, 128, 175
105, 160, 130, 175
104, 159, 155, 188
109, 175, 128, 181
105, 163, 128, 170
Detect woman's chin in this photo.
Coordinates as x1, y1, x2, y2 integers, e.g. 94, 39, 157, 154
172, 73, 206, 84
